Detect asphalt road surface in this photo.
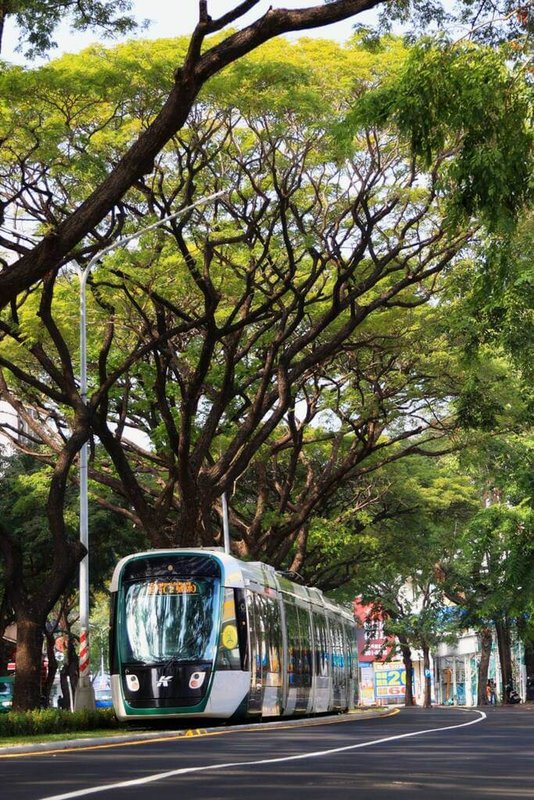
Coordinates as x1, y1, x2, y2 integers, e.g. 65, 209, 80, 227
2, 707, 533, 800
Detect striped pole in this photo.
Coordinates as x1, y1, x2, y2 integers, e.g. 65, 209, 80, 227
79, 628, 90, 680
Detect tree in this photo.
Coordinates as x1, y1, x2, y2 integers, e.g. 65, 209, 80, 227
330, 452, 480, 705
0, 0, 391, 305
0, 0, 139, 59
0, 34, 531, 708
0, 0, 531, 306
385, 581, 459, 708
446, 214, 534, 386
377, 0, 534, 47
0, 37, 481, 547
440, 502, 534, 703
0, 450, 144, 709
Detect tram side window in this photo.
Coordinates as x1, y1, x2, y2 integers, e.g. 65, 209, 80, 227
298, 604, 312, 687
235, 589, 249, 670
255, 594, 269, 678
247, 591, 260, 687
246, 590, 283, 685
313, 611, 330, 678
329, 619, 343, 682
260, 594, 283, 678
343, 623, 354, 678
216, 587, 242, 670
285, 600, 312, 688
284, 600, 300, 686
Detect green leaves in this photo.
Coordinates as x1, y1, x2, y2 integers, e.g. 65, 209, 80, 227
5, 0, 140, 59
341, 40, 533, 231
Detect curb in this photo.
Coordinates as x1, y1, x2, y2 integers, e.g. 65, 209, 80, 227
0, 707, 395, 757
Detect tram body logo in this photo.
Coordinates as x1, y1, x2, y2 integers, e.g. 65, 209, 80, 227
157, 675, 174, 687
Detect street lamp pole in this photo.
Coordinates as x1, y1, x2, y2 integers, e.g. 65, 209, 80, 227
73, 261, 94, 710
73, 190, 226, 710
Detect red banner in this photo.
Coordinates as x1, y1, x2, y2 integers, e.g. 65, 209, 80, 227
353, 598, 395, 663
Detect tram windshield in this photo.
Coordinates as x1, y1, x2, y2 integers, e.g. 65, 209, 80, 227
121, 577, 220, 664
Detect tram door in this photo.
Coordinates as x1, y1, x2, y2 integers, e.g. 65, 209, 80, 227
312, 610, 331, 713
329, 617, 346, 710
246, 589, 283, 717
284, 599, 313, 714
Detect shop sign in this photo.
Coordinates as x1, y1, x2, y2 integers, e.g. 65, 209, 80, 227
373, 662, 406, 699
353, 598, 394, 663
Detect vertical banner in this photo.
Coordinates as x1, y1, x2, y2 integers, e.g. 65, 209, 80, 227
353, 598, 394, 663
359, 664, 376, 705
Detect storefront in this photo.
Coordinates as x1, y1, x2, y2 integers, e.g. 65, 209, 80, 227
434, 630, 526, 706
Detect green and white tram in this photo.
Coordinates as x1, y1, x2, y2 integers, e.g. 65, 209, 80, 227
109, 549, 358, 721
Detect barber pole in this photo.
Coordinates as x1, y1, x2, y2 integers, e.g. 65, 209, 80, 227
79, 628, 90, 679
74, 624, 95, 710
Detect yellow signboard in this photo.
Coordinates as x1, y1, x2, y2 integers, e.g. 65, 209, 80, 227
222, 625, 238, 650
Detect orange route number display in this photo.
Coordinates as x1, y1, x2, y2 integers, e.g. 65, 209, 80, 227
147, 580, 198, 595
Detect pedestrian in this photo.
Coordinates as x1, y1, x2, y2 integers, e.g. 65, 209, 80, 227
486, 680, 496, 705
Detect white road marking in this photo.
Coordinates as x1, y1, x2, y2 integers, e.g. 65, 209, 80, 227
39, 710, 487, 800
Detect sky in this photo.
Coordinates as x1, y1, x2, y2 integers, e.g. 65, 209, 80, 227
2, 0, 371, 65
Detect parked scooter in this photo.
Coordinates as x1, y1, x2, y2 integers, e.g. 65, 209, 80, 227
505, 683, 521, 704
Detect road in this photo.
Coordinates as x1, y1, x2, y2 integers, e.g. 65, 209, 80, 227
2, 707, 533, 800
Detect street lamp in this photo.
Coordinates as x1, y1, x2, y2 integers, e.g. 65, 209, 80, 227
73, 190, 226, 710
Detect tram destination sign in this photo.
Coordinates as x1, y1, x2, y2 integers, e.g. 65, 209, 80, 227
147, 580, 198, 595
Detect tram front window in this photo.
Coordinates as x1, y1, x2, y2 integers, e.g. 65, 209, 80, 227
121, 578, 220, 664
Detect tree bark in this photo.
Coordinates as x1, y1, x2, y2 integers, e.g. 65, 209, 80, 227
0, 5, 6, 56
477, 626, 493, 705
12, 614, 46, 710
42, 628, 58, 709
399, 638, 416, 706
495, 616, 513, 703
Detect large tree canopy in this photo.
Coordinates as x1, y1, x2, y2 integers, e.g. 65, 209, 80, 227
0, 0, 386, 305
0, 34, 530, 603
0, 17, 532, 710
1, 35, 519, 556
0, 0, 532, 306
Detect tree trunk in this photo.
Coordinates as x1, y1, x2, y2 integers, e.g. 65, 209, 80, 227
0, 5, 7, 56
477, 626, 493, 705
399, 638, 416, 706
42, 628, 58, 708
494, 616, 512, 703
524, 641, 534, 700
12, 614, 46, 710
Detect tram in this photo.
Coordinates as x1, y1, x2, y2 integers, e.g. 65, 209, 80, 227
109, 549, 358, 721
